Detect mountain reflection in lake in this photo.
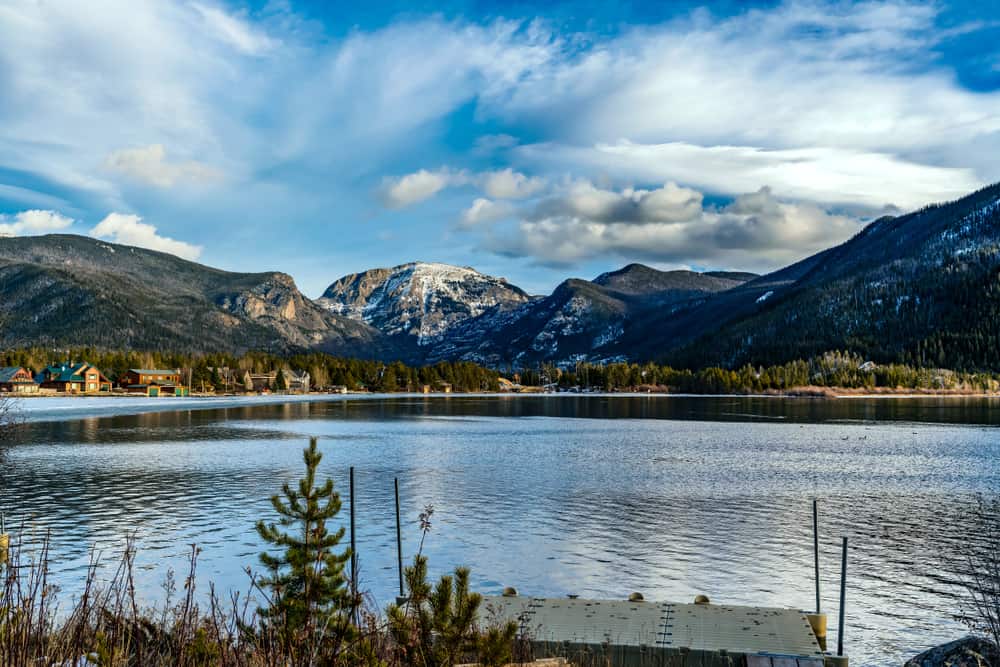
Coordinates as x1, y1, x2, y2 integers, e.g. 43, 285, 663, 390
4, 394, 1000, 666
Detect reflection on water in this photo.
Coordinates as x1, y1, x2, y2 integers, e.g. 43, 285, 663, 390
3, 395, 1000, 666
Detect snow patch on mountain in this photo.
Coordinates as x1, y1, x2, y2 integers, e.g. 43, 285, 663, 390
318, 262, 531, 344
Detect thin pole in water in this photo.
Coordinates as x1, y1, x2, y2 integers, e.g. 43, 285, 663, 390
395, 478, 404, 598
837, 536, 848, 657
350, 467, 357, 624
813, 499, 821, 613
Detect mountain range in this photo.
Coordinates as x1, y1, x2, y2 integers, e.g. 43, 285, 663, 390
2, 182, 998, 371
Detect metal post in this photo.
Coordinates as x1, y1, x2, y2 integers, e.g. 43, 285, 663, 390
350, 467, 357, 623
395, 478, 404, 597
813, 499, 821, 613
837, 536, 848, 657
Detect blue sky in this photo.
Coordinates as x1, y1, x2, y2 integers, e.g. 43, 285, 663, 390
1, 0, 998, 296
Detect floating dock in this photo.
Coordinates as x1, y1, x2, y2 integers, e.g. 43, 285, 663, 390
479, 596, 839, 667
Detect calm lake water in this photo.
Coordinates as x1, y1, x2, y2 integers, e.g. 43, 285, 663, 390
3, 394, 1000, 666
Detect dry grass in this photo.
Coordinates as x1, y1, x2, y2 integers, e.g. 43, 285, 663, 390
0, 525, 533, 667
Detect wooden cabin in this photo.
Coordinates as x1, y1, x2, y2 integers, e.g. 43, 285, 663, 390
285, 370, 310, 393
36, 362, 112, 393
0, 366, 39, 394
119, 369, 189, 397
243, 370, 310, 393
120, 369, 182, 386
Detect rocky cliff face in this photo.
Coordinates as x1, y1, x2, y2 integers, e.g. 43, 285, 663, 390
317, 262, 533, 346
0, 234, 389, 356
423, 266, 756, 366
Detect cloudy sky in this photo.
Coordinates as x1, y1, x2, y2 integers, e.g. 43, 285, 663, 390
1, 0, 998, 295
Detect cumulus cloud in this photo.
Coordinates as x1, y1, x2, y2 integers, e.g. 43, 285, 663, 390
480, 168, 546, 199
517, 141, 982, 212
531, 180, 704, 224
380, 167, 545, 207
105, 144, 222, 188
459, 198, 515, 228
479, 182, 861, 269
0, 210, 74, 236
378, 169, 469, 208
89, 213, 202, 260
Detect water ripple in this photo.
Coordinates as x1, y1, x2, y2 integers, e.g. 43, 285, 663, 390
2, 396, 998, 666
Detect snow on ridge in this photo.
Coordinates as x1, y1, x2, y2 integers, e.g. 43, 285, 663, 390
756, 290, 774, 304
320, 261, 527, 343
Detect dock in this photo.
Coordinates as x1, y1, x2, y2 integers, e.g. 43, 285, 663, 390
478, 596, 839, 667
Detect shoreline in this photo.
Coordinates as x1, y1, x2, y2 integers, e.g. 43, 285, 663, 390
8, 386, 1000, 402
6, 389, 998, 426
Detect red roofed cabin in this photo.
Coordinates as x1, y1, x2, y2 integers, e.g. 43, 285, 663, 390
119, 369, 189, 397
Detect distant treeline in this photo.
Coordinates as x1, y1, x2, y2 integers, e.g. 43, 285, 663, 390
524, 350, 1000, 393
0, 348, 501, 393
2, 347, 997, 394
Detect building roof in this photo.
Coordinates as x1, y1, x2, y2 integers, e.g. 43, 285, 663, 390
0, 366, 34, 383
128, 369, 180, 375
36, 362, 110, 384
38, 363, 87, 383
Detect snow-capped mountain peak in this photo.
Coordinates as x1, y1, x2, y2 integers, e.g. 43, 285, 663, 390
317, 262, 532, 344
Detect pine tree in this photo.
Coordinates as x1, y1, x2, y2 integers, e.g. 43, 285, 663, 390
275, 368, 288, 391
387, 556, 485, 667
255, 438, 354, 649
210, 365, 223, 392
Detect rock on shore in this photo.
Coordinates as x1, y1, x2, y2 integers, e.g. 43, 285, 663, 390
905, 636, 1000, 667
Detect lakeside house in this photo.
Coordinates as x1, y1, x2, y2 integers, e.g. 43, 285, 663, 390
243, 370, 310, 393
119, 368, 190, 397
35, 362, 112, 393
206, 366, 244, 393
0, 366, 39, 394
421, 382, 453, 394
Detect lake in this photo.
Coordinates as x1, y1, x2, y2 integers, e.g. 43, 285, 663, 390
3, 393, 999, 665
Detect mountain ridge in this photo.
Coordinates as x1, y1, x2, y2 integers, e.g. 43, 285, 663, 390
0, 234, 391, 357
2, 182, 999, 370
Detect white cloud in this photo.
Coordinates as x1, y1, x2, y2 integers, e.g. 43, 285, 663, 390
518, 140, 983, 211
380, 167, 545, 207
480, 168, 546, 199
484, 3, 1000, 206
473, 133, 519, 155
0, 0, 998, 280
479, 182, 861, 270
89, 213, 202, 260
489, 3, 1000, 157
531, 180, 704, 223
0, 210, 74, 236
459, 198, 515, 228
105, 144, 222, 188
189, 2, 276, 55
378, 169, 469, 208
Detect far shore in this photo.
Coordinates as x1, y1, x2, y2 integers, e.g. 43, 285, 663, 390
5, 387, 998, 433
6, 385, 999, 405
7, 386, 1000, 402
